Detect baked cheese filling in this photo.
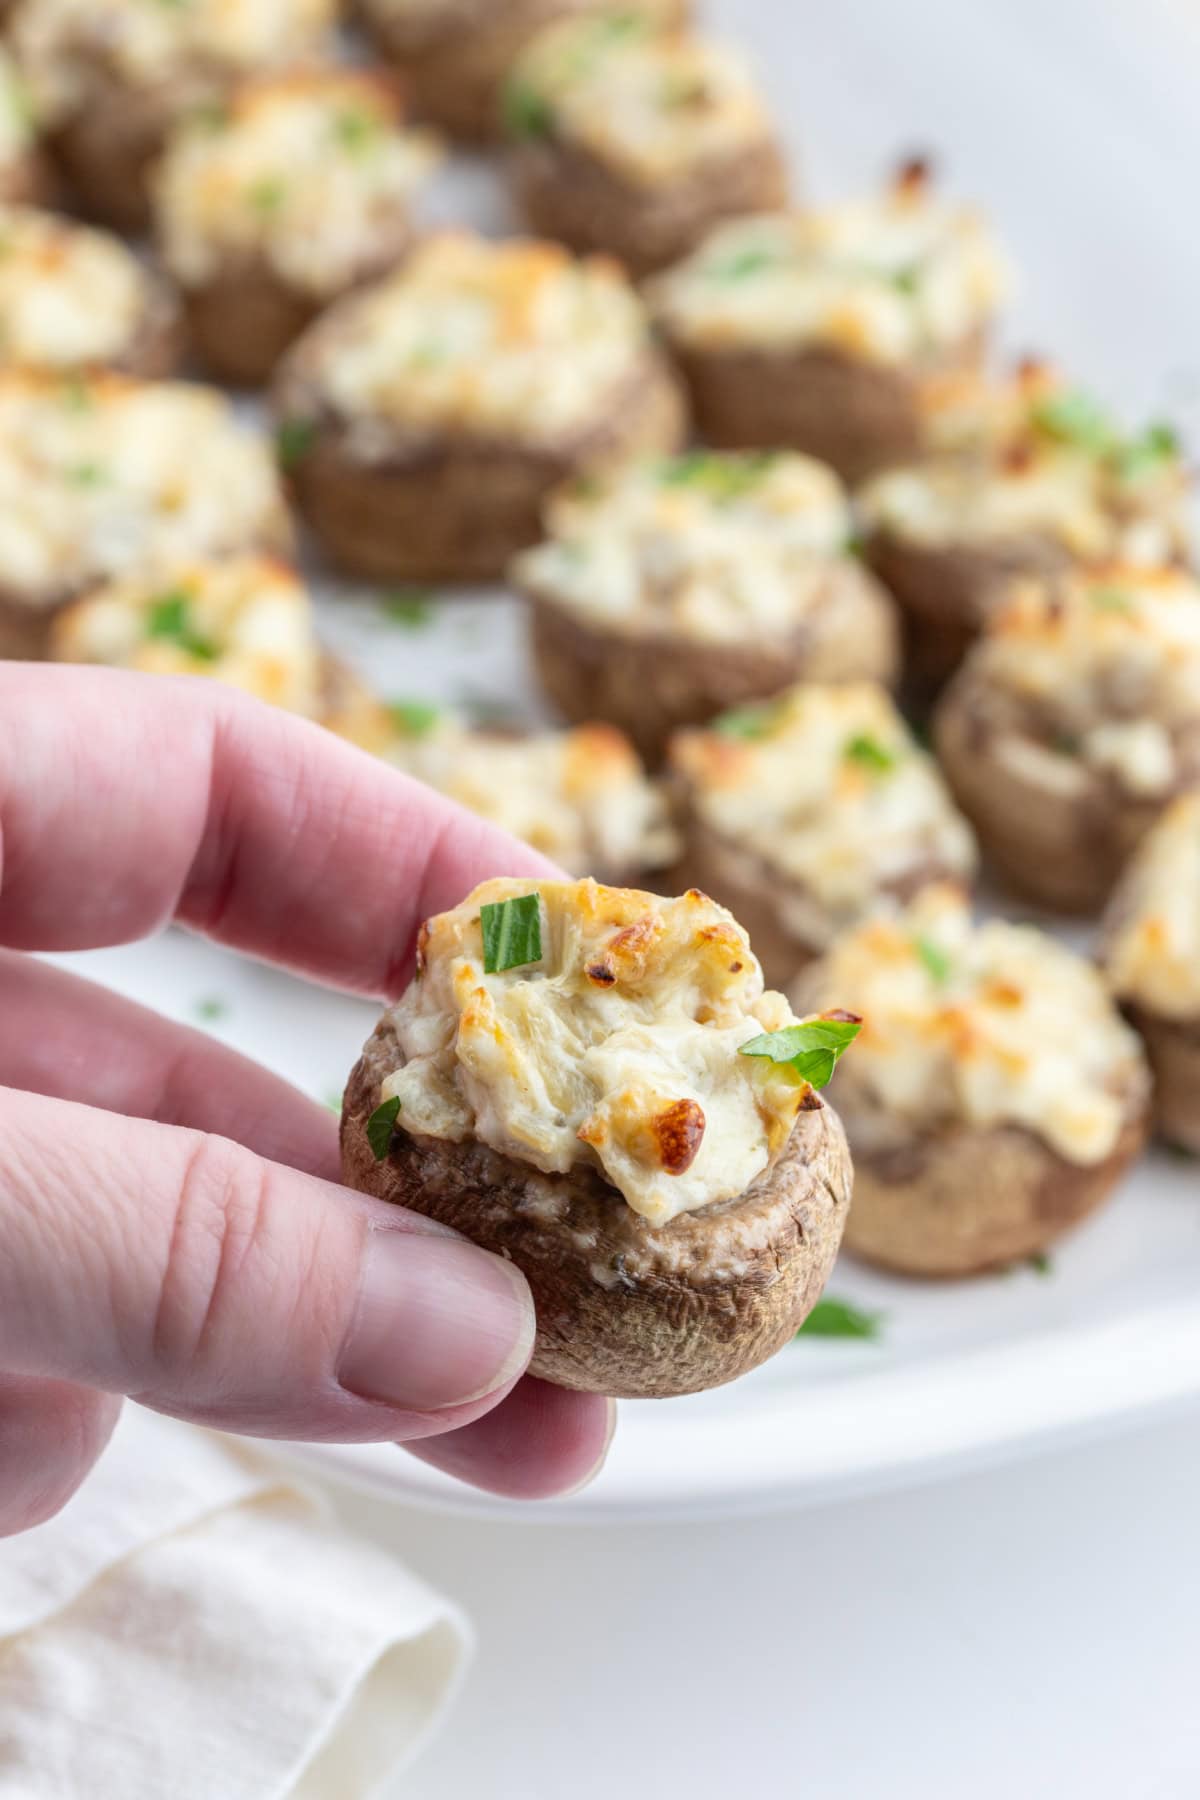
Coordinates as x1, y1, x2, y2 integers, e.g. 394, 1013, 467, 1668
506, 14, 774, 187
805, 885, 1145, 1164
381, 878, 848, 1223
157, 70, 440, 296
386, 715, 678, 876
0, 206, 152, 369
0, 372, 286, 602
966, 565, 1200, 800
311, 234, 653, 444
647, 163, 1010, 361
670, 683, 976, 938
1103, 791, 1200, 1020
514, 450, 855, 643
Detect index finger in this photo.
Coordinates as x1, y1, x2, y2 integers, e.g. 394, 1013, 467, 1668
0, 665, 555, 996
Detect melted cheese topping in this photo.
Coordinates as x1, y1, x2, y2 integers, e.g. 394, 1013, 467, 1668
514, 451, 854, 643
0, 206, 155, 369
671, 683, 976, 945
304, 233, 652, 443
383, 878, 818, 1223
156, 71, 440, 296
49, 553, 322, 713
0, 48, 34, 173
13, 0, 337, 123
1102, 792, 1200, 1019
0, 372, 287, 602
648, 167, 1011, 361
805, 885, 1144, 1164
387, 715, 678, 876
861, 362, 1189, 559
508, 15, 773, 187
965, 565, 1200, 799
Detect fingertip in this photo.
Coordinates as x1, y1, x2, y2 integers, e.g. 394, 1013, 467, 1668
401, 1377, 616, 1502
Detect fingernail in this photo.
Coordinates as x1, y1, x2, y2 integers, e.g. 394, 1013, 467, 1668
339, 1228, 535, 1412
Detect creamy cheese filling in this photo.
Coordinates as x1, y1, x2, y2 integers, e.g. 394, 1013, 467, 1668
157, 72, 440, 295
383, 878, 819, 1223
514, 451, 854, 643
670, 683, 976, 939
805, 885, 1145, 1164
48, 552, 322, 714
0, 49, 34, 172
0, 373, 287, 602
387, 714, 677, 876
507, 14, 773, 187
0, 206, 152, 369
306, 234, 652, 444
1102, 792, 1200, 1020
647, 168, 1010, 361
967, 565, 1200, 799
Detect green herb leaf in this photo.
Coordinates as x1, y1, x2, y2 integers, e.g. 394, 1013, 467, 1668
796, 1296, 883, 1340
69, 460, 106, 487
60, 374, 92, 412
843, 530, 865, 559
1115, 420, 1181, 481
914, 935, 952, 984
333, 106, 381, 154
502, 78, 554, 139
890, 264, 920, 294
712, 699, 784, 740
193, 995, 229, 1022
481, 893, 543, 975
276, 418, 315, 472
1027, 1250, 1053, 1276
708, 247, 777, 280
382, 591, 434, 628
366, 1095, 402, 1161
738, 1014, 862, 1090
146, 591, 219, 661
248, 176, 286, 214
389, 699, 441, 738
1030, 388, 1114, 454
844, 732, 897, 774
658, 449, 778, 504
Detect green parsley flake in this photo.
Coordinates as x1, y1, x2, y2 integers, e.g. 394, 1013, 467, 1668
1027, 1250, 1053, 1276
713, 698, 784, 740
796, 1297, 883, 1340
366, 1095, 402, 1160
890, 264, 920, 294
738, 1014, 862, 1090
481, 894, 543, 975
914, 935, 952, 984
276, 418, 315, 472
249, 176, 287, 215
382, 591, 434, 628
1030, 388, 1114, 454
502, 79, 554, 139
145, 591, 219, 661
334, 107, 382, 154
193, 995, 229, 1022
844, 732, 897, 774
69, 461, 106, 487
708, 247, 777, 280
658, 450, 778, 504
1115, 421, 1181, 481
389, 699, 441, 738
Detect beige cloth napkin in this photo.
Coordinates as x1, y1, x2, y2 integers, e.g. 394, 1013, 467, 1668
0, 1408, 471, 1799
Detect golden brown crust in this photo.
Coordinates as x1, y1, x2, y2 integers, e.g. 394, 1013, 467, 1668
525, 562, 900, 765
512, 133, 787, 278
276, 352, 687, 583
1127, 1005, 1200, 1153
341, 1009, 852, 1397
838, 1111, 1147, 1277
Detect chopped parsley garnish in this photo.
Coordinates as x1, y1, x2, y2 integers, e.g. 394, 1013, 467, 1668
738, 1013, 862, 1090
707, 246, 777, 281
389, 699, 441, 738
658, 449, 778, 503
248, 176, 287, 214
68, 460, 106, 487
502, 78, 554, 139
333, 106, 382, 154
480, 893, 543, 975
890, 264, 920, 294
145, 591, 219, 661
1027, 1250, 1053, 1276
1029, 387, 1114, 454
844, 732, 897, 774
843, 530, 865, 559
1115, 420, 1181, 481
796, 1297, 883, 1340
366, 1095, 402, 1161
193, 995, 229, 1022
914, 935, 952, 984
276, 418, 315, 472
713, 698, 784, 740
1089, 585, 1134, 613
60, 374, 92, 412
382, 591, 433, 628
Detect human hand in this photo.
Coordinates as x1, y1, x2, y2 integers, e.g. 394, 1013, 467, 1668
0, 665, 614, 1535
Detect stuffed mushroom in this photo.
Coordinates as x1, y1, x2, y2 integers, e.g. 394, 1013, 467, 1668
503, 10, 785, 275
667, 682, 976, 985
1101, 791, 1200, 1153
154, 68, 441, 387
516, 450, 900, 763
934, 562, 1200, 913
0, 370, 291, 659
342, 877, 857, 1397
859, 360, 1190, 693
646, 158, 1012, 484
273, 233, 686, 583
795, 884, 1150, 1277
9, 0, 338, 231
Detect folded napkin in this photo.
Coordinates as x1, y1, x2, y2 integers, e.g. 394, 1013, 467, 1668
0, 1408, 471, 1800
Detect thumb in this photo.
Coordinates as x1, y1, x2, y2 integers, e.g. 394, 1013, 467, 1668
0, 1088, 535, 1442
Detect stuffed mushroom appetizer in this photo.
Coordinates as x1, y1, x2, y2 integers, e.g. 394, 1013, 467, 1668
0, 371, 290, 659
503, 10, 785, 275
667, 682, 976, 985
516, 449, 900, 763
0, 205, 181, 377
0, 46, 44, 205
386, 708, 678, 880
154, 69, 441, 387
934, 563, 1200, 913
1101, 791, 1200, 1153
273, 233, 686, 582
342, 877, 858, 1396
795, 885, 1150, 1277
859, 360, 1190, 693
357, 0, 687, 141
48, 552, 394, 751
647, 159, 1012, 484
9, 0, 338, 231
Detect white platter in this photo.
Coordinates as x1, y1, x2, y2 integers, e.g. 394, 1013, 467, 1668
43, 0, 1200, 1518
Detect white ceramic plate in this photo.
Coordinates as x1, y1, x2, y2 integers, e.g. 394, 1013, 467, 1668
44, 0, 1200, 1519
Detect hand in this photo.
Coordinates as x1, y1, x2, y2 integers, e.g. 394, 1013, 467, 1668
0, 665, 614, 1535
